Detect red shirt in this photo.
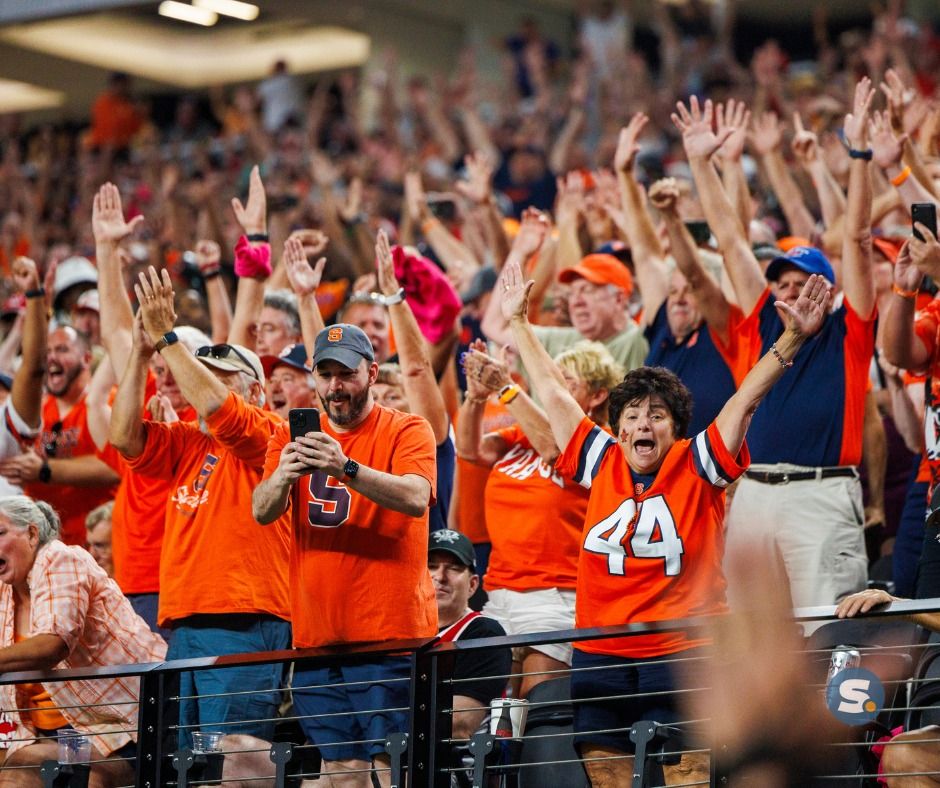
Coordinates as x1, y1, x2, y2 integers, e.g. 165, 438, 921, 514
26, 395, 117, 546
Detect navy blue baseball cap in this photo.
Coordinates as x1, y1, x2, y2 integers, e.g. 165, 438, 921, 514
261, 343, 310, 378
313, 323, 375, 369
765, 246, 835, 284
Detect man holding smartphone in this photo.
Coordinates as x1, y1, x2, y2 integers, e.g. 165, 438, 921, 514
253, 323, 437, 788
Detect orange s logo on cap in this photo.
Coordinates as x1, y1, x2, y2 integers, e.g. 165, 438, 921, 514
327, 327, 343, 342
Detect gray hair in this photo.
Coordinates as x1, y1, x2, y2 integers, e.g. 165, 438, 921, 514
263, 290, 301, 337
0, 496, 61, 545
85, 500, 114, 531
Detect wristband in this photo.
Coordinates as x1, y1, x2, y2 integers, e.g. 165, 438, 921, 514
420, 218, 440, 235
245, 232, 269, 243
234, 235, 272, 278
38, 462, 52, 483
498, 383, 521, 405
25, 287, 45, 299
848, 148, 873, 161
380, 288, 405, 306
891, 166, 912, 187
892, 283, 919, 299
770, 343, 794, 369
201, 268, 221, 280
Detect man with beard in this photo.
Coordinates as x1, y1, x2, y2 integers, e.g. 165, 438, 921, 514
253, 322, 437, 788
111, 266, 291, 747
3, 323, 119, 546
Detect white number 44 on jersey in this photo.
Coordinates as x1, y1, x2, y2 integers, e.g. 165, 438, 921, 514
583, 494, 684, 576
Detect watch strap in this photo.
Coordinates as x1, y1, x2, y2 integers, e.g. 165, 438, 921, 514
154, 330, 179, 354
381, 288, 405, 306
38, 462, 52, 483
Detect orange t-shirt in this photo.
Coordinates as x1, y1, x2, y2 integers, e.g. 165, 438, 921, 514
88, 91, 142, 149
556, 417, 749, 658
124, 392, 291, 626
26, 395, 117, 547
97, 379, 198, 595
13, 636, 66, 731
263, 404, 438, 648
483, 425, 588, 591
453, 400, 515, 544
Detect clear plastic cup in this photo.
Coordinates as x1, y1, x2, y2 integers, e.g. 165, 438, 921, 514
57, 731, 92, 764
191, 730, 225, 754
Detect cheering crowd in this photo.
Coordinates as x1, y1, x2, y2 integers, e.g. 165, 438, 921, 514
0, 2, 939, 785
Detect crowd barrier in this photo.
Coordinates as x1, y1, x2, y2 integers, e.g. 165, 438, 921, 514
4, 600, 940, 787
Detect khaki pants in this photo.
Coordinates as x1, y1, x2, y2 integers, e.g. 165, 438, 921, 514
725, 465, 867, 609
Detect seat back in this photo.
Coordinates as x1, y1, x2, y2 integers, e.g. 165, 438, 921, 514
517, 678, 588, 788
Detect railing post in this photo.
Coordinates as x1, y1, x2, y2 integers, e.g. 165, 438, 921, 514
135, 668, 178, 788
408, 646, 455, 788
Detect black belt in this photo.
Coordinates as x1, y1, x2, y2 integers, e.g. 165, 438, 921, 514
744, 468, 858, 485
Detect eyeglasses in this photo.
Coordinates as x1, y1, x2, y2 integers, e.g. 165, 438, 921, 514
43, 421, 63, 458
195, 345, 259, 381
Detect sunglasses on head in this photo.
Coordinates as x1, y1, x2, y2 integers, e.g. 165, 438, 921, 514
43, 421, 63, 458
195, 344, 259, 381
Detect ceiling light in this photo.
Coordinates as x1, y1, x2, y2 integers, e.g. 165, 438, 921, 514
193, 0, 259, 21
158, 1, 217, 26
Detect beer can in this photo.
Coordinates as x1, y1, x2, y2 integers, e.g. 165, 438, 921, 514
828, 645, 861, 683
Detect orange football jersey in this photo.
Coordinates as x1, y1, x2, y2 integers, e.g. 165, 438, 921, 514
556, 416, 749, 657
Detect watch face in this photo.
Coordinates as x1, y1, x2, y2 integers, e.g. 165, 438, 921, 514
344, 459, 359, 478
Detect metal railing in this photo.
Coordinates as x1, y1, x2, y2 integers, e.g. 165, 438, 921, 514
3, 600, 940, 787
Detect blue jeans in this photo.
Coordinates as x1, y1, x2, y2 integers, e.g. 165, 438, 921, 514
166, 613, 291, 748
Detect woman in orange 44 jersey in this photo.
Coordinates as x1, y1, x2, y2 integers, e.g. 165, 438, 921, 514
457, 340, 622, 698
501, 257, 831, 787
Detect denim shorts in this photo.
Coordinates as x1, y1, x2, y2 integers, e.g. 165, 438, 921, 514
166, 613, 292, 748
570, 647, 706, 754
291, 656, 412, 762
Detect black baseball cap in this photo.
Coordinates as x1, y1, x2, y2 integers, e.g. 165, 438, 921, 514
428, 529, 476, 570
312, 324, 375, 369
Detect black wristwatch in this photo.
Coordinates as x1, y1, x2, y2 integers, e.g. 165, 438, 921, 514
341, 458, 360, 484
154, 331, 179, 354
38, 462, 52, 483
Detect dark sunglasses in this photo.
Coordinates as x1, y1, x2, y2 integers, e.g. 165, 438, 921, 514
195, 344, 259, 381
43, 420, 63, 458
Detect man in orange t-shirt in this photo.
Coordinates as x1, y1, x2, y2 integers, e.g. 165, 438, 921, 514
254, 323, 436, 788
111, 267, 291, 747
14, 327, 118, 545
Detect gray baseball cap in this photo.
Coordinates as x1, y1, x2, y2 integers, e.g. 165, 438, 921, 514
313, 324, 375, 369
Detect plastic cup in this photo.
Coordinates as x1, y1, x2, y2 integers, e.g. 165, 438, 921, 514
57, 731, 92, 765
191, 730, 224, 754
488, 698, 529, 738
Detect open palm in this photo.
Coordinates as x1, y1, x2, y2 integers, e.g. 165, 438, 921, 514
499, 260, 534, 322
93, 182, 143, 243
775, 274, 831, 337
671, 97, 732, 160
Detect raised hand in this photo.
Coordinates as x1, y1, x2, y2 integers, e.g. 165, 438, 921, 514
93, 182, 144, 244
375, 229, 401, 296
404, 171, 429, 223
716, 99, 751, 162
511, 207, 551, 260
648, 178, 681, 215
283, 236, 326, 297
462, 345, 511, 394
554, 172, 585, 227
613, 113, 649, 173
910, 224, 940, 280
869, 110, 906, 170
147, 393, 180, 424
775, 274, 831, 338
879, 68, 914, 132
893, 241, 924, 292
194, 240, 222, 276
338, 177, 364, 224
671, 97, 733, 161
134, 266, 178, 343
231, 165, 267, 235
456, 151, 494, 205
843, 76, 875, 151
288, 228, 329, 258
790, 112, 819, 167
499, 259, 535, 323
11, 256, 39, 294
748, 111, 783, 156
309, 150, 340, 189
